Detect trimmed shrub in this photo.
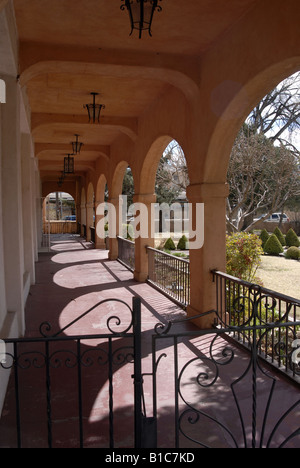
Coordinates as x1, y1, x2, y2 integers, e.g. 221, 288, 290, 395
226, 232, 263, 282
285, 246, 300, 260
259, 229, 269, 249
177, 235, 188, 250
263, 233, 284, 256
286, 228, 300, 247
273, 227, 285, 246
164, 237, 176, 250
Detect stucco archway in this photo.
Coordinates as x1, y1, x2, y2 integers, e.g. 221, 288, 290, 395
204, 59, 300, 184
187, 59, 300, 328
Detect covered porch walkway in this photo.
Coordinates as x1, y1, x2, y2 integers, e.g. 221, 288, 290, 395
0, 235, 299, 448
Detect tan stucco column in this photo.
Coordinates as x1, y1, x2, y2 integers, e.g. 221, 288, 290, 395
133, 193, 156, 282
86, 201, 94, 241
21, 133, 36, 286
75, 202, 81, 233
187, 183, 229, 329
95, 199, 106, 249
107, 196, 121, 260
80, 203, 86, 237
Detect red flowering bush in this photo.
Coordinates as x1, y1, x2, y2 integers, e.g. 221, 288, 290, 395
226, 232, 263, 282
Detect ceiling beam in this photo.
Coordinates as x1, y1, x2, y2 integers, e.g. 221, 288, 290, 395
35, 142, 110, 158
20, 42, 200, 103
31, 113, 138, 141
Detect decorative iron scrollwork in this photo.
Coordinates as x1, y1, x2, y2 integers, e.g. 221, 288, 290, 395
39, 298, 135, 338
153, 286, 300, 448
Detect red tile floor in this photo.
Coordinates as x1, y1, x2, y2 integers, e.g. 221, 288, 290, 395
0, 235, 299, 448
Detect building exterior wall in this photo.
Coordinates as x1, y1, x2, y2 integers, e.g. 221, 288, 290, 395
0, 4, 40, 413
0, 0, 299, 412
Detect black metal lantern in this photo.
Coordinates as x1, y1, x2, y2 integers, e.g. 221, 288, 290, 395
71, 134, 83, 154
64, 155, 74, 174
84, 92, 105, 123
121, 0, 162, 38
58, 171, 65, 187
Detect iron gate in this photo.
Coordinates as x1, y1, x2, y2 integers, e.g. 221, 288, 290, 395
0, 297, 144, 448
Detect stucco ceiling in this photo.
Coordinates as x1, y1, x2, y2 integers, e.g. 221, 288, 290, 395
13, 0, 259, 179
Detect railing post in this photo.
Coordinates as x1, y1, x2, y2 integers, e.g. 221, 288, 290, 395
147, 246, 156, 282
133, 296, 143, 448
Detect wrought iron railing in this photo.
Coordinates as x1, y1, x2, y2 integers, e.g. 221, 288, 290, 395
147, 247, 190, 307
117, 236, 135, 271
0, 297, 143, 449
152, 307, 300, 448
212, 270, 300, 381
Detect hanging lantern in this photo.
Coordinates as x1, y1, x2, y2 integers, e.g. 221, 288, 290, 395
57, 171, 65, 187
64, 155, 74, 174
84, 92, 105, 123
121, 0, 162, 38
71, 134, 83, 154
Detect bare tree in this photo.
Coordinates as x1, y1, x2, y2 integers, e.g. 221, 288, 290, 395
155, 141, 189, 203
227, 127, 300, 232
248, 72, 300, 159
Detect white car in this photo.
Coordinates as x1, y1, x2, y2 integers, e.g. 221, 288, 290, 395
265, 213, 289, 222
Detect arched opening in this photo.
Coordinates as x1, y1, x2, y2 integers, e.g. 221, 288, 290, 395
154, 140, 190, 253
134, 136, 192, 290
41, 191, 77, 252
225, 71, 300, 298
43, 191, 77, 234
122, 166, 135, 239
205, 61, 300, 184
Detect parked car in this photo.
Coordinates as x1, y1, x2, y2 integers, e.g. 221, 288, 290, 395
265, 213, 289, 222
63, 215, 76, 221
